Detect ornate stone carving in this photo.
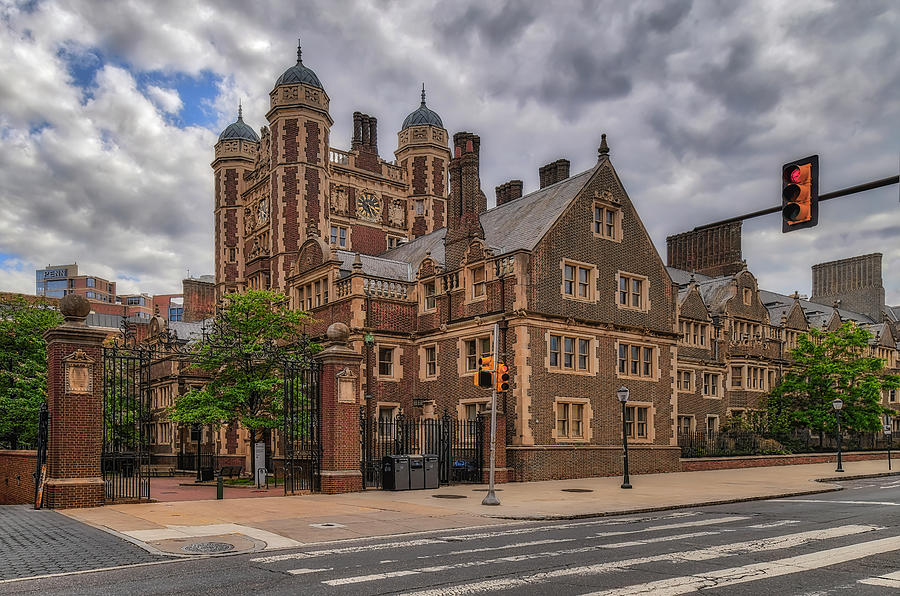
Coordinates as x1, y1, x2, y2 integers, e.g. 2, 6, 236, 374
304, 87, 320, 103
63, 349, 94, 395
412, 129, 427, 140
283, 86, 299, 101
388, 199, 406, 228
330, 186, 348, 214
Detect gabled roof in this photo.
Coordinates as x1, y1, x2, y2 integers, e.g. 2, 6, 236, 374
758, 289, 876, 329
381, 165, 597, 271
668, 267, 713, 287
334, 250, 413, 281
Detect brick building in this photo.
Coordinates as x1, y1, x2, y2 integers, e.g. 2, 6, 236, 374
208, 44, 899, 480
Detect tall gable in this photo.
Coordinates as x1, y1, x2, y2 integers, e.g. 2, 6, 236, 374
679, 285, 711, 321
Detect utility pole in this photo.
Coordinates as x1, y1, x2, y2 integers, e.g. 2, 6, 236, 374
482, 322, 500, 506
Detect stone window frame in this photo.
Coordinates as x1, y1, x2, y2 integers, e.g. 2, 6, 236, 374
615, 271, 650, 312
592, 201, 622, 242
375, 344, 401, 381
702, 372, 722, 398
887, 388, 897, 403
706, 415, 720, 433
330, 224, 350, 249
560, 259, 597, 303
678, 320, 709, 347
228, 247, 237, 262
458, 398, 490, 434
423, 343, 438, 380
742, 287, 753, 306
677, 414, 695, 434
546, 331, 594, 375
469, 264, 487, 302
676, 369, 694, 393
624, 401, 655, 443
615, 340, 658, 380
420, 278, 437, 314
459, 335, 492, 376
387, 235, 406, 250
376, 402, 401, 438
551, 397, 593, 443
298, 275, 330, 311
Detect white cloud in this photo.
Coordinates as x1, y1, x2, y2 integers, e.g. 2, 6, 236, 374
145, 85, 183, 114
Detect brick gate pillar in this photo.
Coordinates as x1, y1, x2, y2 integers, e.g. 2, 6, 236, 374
480, 410, 508, 484
315, 322, 364, 494
43, 295, 109, 508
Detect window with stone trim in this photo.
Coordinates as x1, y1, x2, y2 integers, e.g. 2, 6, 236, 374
378, 347, 395, 377
556, 401, 585, 439
562, 261, 595, 301
625, 405, 650, 439
679, 321, 708, 347
593, 203, 620, 240
677, 370, 693, 392
422, 280, 436, 312
703, 372, 720, 397
424, 345, 437, 378
549, 335, 591, 372
471, 266, 486, 299
464, 336, 492, 372
330, 225, 349, 248
617, 343, 654, 378
387, 235, 406, 250
677, 415, 694, 434
706, 415, 719, 433
298, 277, 329, 311
730, 365, 744, 388
228, 247, 236, 262
617, 272, 648, 311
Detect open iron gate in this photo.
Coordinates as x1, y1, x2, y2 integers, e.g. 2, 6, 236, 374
360, 411, 482, 489
283, 359, 321, 494
101, 346, 151, 502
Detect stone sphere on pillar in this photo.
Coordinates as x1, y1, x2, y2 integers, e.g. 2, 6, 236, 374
326, 322, 351, 344
59, 294, 91, 323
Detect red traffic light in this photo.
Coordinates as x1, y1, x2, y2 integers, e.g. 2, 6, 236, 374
782, 155, 819, 233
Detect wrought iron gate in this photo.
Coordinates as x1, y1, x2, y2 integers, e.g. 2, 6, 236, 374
283, 359, 321, 494
360, 411, 482, 489
102, 346, 151, 502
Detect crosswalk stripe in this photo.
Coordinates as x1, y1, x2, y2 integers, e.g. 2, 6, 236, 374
858, 569, 900, 588
771, 498, 900, 506
747, 520, 800, 529
418, 538, 576, 559
251, 511, 726, 563
286, 568, 332, 575
594, 515, 748, 537
399, 524, 881, 596
582, 536, 900, 595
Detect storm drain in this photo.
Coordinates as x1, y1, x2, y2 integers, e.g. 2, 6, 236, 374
432, 494, 467, 499
181, 542, 235, 554
561, 488, 593, 493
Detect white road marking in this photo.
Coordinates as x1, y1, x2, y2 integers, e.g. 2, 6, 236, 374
771, 498, 900, 506
398, 524, 882, 595
593, 515, 748, 537
598, 531, 719, 549
252, 511, 725, 563
583, 535, 900, 595
748, 520, 801, 529
286, 567, 333, 575
858, 569, 900, 588
416, 538, 576, 559
122, 523, 301, 550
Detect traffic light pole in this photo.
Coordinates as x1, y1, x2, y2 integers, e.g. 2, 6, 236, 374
482, 322, 501, 506
693, 174, 899, 232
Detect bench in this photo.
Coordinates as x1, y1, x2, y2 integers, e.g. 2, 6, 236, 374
148, 465, 175, 477
219, 465, 242, 478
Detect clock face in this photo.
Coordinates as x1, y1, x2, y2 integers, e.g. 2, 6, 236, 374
356, 191, 382, 221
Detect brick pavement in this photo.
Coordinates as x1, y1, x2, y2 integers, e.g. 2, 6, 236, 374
0, 505, 170, 581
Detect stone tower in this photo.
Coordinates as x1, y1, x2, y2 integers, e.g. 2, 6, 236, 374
265, 41, 333, 290
810, 253, 885, 322
394, 85, 451, 239
212, 104, 259, 299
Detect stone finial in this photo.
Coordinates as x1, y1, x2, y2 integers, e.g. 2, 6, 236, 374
326, 322, 350, 345
352, 253, 363, 271
598, 133, 609, 158
421, 82, 426, 106
297, 37, 303, 64
59, 294, 91, 324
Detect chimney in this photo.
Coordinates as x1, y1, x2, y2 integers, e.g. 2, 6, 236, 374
369, 116, 377, 153
538, 159, 570, 189
361, 115, 371, 147
495, 179, 524, 206
666, 222, 744, 278
445, 131, 487, 269
352, 112, 363, 151
809, 253, 884, 322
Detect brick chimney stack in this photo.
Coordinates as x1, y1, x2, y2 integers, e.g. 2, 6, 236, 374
495, 179, 524, 206
445, 131, 487, 269
351, 112, 380, 173
666, 222, 744, 277
539, 159, 570, 189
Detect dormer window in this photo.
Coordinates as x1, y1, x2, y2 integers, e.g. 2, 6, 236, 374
423, 280, 436, 312
472, 266, 486, 299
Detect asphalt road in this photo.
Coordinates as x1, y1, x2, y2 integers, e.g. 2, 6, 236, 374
4, 477, 900, 595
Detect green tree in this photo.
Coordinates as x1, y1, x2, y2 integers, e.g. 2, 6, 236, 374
0, 295, 63, 447
168, 289, 317, 475
766, 322, 899, 439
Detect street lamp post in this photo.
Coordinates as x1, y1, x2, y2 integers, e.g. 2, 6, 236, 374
617, 386, 632, 489
832, 398, 844, 473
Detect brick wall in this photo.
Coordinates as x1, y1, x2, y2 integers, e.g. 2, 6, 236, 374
666, 222, 743, 277
0, 450, 37, 505
681, 451, 890, 471
508, 445, 681, 481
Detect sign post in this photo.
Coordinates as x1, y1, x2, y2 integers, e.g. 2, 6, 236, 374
482, 322, 500, 506
884, 415, 892, 471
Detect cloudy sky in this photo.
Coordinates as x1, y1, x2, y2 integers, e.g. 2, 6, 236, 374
1, 0, 898, 305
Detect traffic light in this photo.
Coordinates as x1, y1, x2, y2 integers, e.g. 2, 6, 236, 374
782, 155, 819, 232
476, 356, 493, 388
496, 363, 510, 393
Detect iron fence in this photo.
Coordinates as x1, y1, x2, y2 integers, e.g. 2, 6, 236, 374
177, 448, 218, 472
679, 429, 896, 458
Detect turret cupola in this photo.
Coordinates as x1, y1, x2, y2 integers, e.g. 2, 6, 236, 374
274, 40, 323, 89
401, 85, 443, 129
218, 103, 259, 142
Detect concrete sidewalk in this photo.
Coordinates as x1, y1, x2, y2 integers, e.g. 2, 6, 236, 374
62, 460, 899, 557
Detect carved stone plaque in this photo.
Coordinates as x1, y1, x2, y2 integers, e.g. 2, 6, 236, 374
336, 367, 358, 404
63, 349, 94, 395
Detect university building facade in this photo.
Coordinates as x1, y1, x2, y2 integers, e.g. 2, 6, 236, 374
206, 45, 900, 481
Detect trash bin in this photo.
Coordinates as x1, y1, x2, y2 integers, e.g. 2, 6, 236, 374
423, 454, 439, 489
408, 455, 425, 490
382, 455, 409, 490
200, 467, 215, 482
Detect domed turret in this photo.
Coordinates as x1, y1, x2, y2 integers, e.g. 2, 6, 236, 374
401, 85, 443, 130
274, 40, 323, 89
218, 104, 259, 142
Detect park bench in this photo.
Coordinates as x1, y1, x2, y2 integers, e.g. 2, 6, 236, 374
219, 465, 243, 478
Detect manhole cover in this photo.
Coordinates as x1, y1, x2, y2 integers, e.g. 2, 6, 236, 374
433, 494, 467, 499
181, 542, 235, 554
561, 488, 593, 493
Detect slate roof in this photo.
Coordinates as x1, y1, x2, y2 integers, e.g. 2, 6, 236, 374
334, 250, 412, 281
380, 165, 597, 271
218, 114, 259, 142
668, 267, 713, 287
757, 289, 875, 328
